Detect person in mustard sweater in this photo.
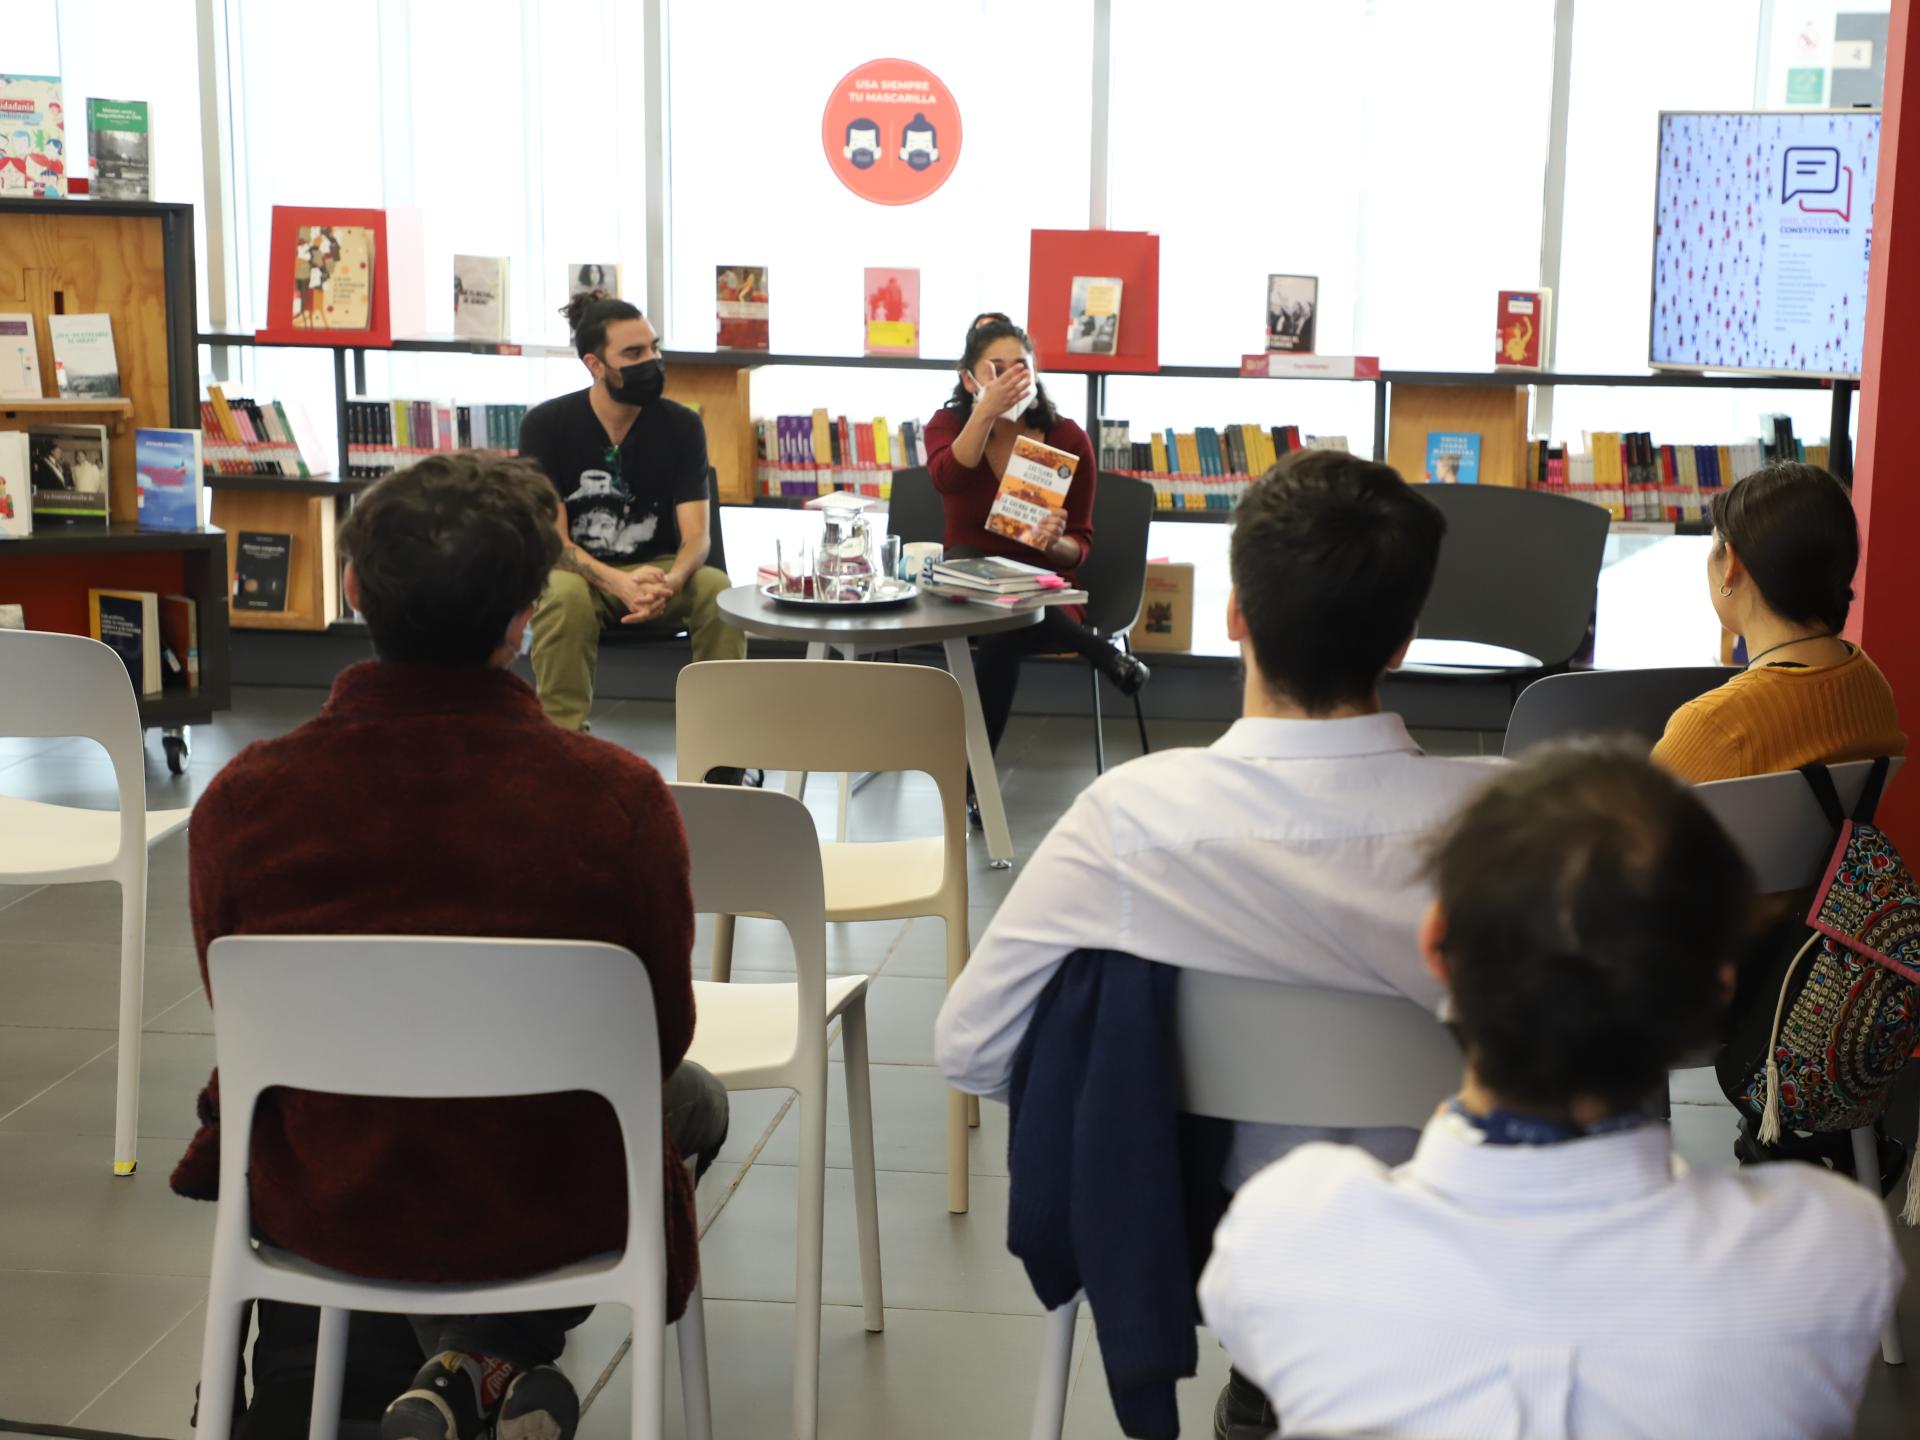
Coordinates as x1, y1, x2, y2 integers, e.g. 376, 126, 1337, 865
1652, 462, 1904, 783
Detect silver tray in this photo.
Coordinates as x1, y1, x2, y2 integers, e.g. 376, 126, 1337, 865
761, 579, 920, 609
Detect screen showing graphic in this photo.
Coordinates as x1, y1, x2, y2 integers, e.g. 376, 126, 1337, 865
1651, 110, 1879, 377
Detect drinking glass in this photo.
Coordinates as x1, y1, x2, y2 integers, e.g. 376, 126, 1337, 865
879, 534, 903, 584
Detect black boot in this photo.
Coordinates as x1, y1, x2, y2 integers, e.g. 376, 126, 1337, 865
1096, 647, 1151, 697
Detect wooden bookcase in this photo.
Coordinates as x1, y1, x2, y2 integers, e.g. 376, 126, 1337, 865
0, 199, 229, 742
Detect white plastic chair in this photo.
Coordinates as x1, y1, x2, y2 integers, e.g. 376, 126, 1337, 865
1694, 757, 1908, 1367
0, 629, 192, 1175
675, 660, 976, 1213
668, 782, 884, 1440
1028, 974, 1463, 1439
191, 936, 712, 1440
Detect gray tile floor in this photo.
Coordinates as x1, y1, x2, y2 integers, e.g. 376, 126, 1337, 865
1, 688, 1916, 1438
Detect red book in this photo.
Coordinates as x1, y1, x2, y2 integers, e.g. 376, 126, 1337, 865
1494, 289, 1551, 369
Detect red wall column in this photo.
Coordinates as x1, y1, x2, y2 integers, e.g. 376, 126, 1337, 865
1851, 0, 1920, 831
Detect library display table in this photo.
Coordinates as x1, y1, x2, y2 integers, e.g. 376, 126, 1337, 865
716, 585, 1040, 866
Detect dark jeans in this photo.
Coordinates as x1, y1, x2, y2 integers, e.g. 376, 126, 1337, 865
972, 608, 1115, 761
409, 1058, 732, 1367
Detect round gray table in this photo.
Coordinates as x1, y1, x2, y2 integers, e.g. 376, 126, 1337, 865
717, 584, 1040, 866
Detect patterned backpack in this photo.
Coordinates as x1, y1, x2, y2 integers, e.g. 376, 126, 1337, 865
1721, 758, 1920, 1222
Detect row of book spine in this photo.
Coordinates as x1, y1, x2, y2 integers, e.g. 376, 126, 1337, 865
201, 387, 312, 477
1098, 418, 1351, 511
343, 399, 528, 479
1536, 423, 1826, 524
755, 412, 930, 500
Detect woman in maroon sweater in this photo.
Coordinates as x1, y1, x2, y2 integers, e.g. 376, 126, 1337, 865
924, 315, 1149, 818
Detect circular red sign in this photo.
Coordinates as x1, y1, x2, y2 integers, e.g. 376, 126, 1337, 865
821, 58, 962, 206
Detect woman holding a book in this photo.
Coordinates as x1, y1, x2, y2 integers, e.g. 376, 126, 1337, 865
925, 315, 1150, 825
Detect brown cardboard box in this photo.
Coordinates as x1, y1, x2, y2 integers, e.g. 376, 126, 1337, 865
1128, 561, 1195, 653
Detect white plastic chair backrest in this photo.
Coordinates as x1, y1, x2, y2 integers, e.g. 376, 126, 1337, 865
206, 936, 663, 1259
1175, 972, 1463, 1129
0, 629, 147, 862
1693, 758, 1905, 892
676, 659, 968, 850
666, 782, 829, 1028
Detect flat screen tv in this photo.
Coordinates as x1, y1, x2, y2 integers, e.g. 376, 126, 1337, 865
1650, 109, 1880, 379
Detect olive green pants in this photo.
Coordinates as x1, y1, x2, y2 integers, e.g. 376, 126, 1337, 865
530, 558, 745, 731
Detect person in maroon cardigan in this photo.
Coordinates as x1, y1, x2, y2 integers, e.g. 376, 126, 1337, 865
169, 452, 727, 1440
923, 315, 1149, 824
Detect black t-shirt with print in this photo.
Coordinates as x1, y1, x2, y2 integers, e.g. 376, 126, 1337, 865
516, 388, 709, 565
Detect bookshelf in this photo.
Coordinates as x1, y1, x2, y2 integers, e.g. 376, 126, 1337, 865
194, 338, 1861, 563
0, 199, 229, 750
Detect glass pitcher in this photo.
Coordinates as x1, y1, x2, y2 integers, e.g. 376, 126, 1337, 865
816, 500, 875, 601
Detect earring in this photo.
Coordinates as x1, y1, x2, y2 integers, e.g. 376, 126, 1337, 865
1718, 585, 1732, 597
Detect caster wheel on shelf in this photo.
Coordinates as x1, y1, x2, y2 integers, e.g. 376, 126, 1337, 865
162, 730, 190, 775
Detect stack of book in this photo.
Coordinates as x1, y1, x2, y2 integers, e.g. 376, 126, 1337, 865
756, 411, 930, 500
1529, 417, 1827, 525
87, 588, 199, 696
343, 399, 529, 479
922, 555, 1087, 612
201, 387, 317, 478
1098, 418, 1351, 512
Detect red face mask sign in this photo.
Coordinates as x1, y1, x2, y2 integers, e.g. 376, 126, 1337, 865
821, 58, 962, 206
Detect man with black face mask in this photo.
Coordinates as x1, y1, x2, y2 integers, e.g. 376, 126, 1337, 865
517, 293, 747, 732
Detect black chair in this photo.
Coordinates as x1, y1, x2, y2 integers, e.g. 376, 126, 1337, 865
598, 470, 727, 650
1401, 484, 1612, 707
888, 466, 1154, 772
1502, 666, 1737, 757
1079, 473, 1156, 773
884, 465, 942, 545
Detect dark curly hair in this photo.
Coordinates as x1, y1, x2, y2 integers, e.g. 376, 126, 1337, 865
340, 451, 560, 664
943, 314, 1058, 431
561, 291, 647, 358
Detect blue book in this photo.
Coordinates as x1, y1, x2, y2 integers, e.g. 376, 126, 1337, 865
136, 427, 203, 531
1424, 430, 1481, 485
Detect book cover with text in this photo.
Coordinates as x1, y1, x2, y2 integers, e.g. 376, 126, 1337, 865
986, 434, 1080, 548
87, 98, 150, 200
0, 75, 66, 197
716, 265, 770, 349
1066, 276, 1122, 356
1495, 288, 1551, 368
291, 225, 375, 330
1425, 431, 1482, 484
89, 588, 161, 695
48, 314, 119, 397
235, 531, 292, 611
1265, 274, 1318, 354
863, 268, 920, 356
0, 314, 41, 399
453, 255, 510, 340
28, 422, 109, 526
135, 427, 202, 532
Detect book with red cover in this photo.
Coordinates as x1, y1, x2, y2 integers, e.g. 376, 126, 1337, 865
716, 265, 770, 350
1495, 289, 1551, 369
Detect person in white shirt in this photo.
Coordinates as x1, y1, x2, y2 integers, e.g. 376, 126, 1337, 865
1200, 744, 1903, 1440
934, 448, 1497, 1437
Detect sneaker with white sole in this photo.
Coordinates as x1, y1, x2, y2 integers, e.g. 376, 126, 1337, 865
496, 1364, 581, 1440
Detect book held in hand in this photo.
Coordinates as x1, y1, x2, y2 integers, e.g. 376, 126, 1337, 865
87, 98, 150, 200
0, 313, 42, 398
1495, 288, 1551, 368
986, 435, 1080, 549
716, 265, 770, 350
0, 430, 30, 538
234, 531, 292, 611
1426, 431, 1482, 485
1066, 276, 1123, 356
28, 423, 109, 527
1266, 274, 1318, 354
863, 267, 920, 356
48, 315, 119, 398
453, 255, 510, 341
89, 588, 162, 696
0, 75, 66, 198
135, 427, 203, 532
